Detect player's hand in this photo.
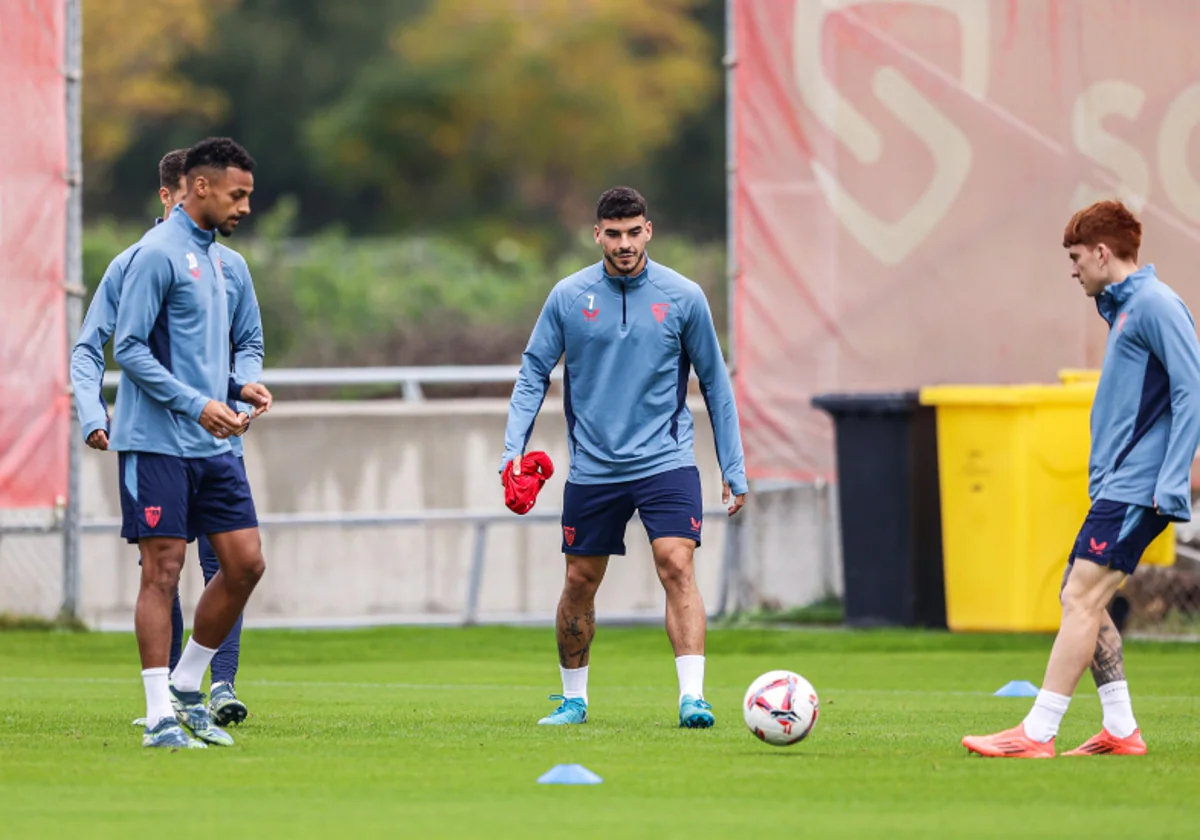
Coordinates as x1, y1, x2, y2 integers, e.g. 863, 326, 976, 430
723, 481, 746, 517
231, 412, 251, 437
86, 429, 109, 450
500, 455, 521, 485
199, 400, 242, 438
239, 382, 273, 418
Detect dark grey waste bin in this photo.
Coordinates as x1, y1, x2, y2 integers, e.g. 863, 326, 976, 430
811, 392, 947, 629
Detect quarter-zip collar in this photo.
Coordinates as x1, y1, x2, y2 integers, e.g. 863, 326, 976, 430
169, 203, 218, 249
1097, 264, 1155, 325
602, 256, 650, 290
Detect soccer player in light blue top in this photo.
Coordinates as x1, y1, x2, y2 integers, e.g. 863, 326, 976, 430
70, 148, 261, 732
104, 137, 272, 749
503, 187, 748, 729
964, 200, 1200, 758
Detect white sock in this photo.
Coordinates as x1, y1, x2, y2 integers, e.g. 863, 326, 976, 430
142, 667, 173, 728
1099, 680, 1138, 738
1022, 689, 1072, 743
171, 638, 218, 693
675, 655, 705, 701
561, 665, 588, 704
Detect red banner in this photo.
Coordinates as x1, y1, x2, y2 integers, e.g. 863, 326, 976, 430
734, 0, 1200, 480
0, 0, 69, 507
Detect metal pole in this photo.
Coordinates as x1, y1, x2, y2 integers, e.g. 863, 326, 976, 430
61, 0, 84, 619
729, 512, 748, 614
714, 516, 736, 618
724, 0, 738, 370
721, 0, 746, 616
401, 380, 424, 402
463, 522, 488, 626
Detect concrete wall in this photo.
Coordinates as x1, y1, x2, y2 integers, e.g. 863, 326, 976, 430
4, 399, 840, 627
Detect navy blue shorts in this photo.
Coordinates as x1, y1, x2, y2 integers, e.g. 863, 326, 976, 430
119, 452, 256, 545
561, 466, 703, 556
1071, 499, 1168, 575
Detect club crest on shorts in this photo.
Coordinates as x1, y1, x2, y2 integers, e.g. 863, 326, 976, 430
144, 506, 162, 528
563, 526, 576, 546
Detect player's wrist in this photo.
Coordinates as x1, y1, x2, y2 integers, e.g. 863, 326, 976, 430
230, 378, 251, 403
187, 394, 210, 421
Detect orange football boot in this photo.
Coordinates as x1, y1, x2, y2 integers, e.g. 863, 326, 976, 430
962, 724, 1056, 758
1063, 728, 1146, 756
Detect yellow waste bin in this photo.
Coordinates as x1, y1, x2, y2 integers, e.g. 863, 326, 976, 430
1053, 369, 1175, 570
920, 382, 1173, 633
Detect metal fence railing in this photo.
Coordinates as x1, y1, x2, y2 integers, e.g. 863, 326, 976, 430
0, 507, 67, 621
101, 365, 547, 402
1121, 543, 1200, 638
3, 365, 718, 626
102, 364, 709, 402
77, 506, 741, 627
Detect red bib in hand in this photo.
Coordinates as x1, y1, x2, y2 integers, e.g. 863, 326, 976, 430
502, 451, 555, 515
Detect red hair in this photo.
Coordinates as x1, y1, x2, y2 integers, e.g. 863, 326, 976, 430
1062, 200, 1142, 261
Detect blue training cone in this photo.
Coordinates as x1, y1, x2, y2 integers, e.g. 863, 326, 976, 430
994, 680, 1040, 697
537, 764, 603, 785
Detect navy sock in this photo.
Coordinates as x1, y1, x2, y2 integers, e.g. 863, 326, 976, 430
199, 535, 242, 687
211, 613, 242, 686
169, 592, 184, 672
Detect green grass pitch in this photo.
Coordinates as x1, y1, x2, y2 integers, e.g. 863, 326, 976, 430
1, 625, 1198, 838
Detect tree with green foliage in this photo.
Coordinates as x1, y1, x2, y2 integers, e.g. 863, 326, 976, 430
83, 0, 238, 192
85, 0, 728, 241
306, 0, 717, 231
94, 0, 425, 226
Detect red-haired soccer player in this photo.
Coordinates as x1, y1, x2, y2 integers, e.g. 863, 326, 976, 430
964, 200, 1200, 758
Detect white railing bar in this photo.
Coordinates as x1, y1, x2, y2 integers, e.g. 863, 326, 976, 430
79, 506, 730, 534
100, 365, 565, 390
98, 364, 705, 391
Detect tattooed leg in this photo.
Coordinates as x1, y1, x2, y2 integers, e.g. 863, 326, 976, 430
556, 556, 608, 668
1043, 559, 1127, 696
1062, 562, 1127, 687
1091, 616, 1126, 687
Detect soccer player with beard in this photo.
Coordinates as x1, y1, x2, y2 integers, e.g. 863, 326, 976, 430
503, 187, 748, 729
107, 137, 271, 748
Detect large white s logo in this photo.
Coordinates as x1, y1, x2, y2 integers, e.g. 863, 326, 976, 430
793, 0, 990, 265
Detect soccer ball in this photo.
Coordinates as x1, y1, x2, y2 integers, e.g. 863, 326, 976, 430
742, 670, 819, 747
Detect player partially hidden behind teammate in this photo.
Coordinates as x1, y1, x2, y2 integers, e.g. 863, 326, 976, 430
72, 149, 261, 729
108, 137, 272, 748
963, 200, 1200, 758
503, 187, 748, 729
